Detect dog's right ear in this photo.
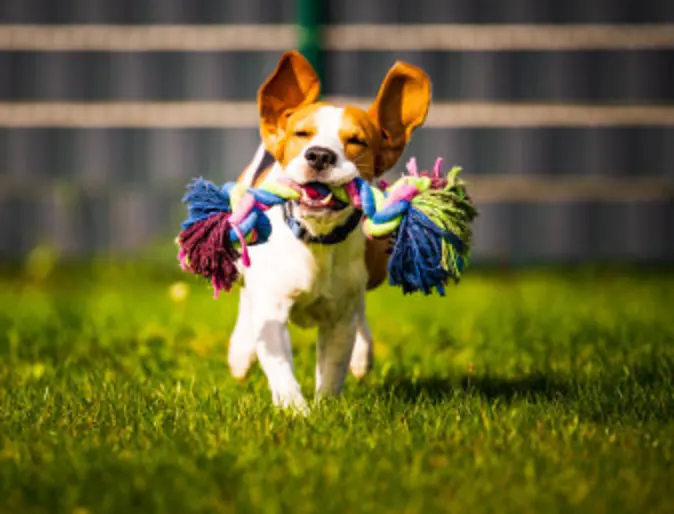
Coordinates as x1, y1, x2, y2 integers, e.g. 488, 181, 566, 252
258, 51, 321, 158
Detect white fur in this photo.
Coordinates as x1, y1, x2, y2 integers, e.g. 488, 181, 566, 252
284, 106, 360, 188
228, 107, 375, 413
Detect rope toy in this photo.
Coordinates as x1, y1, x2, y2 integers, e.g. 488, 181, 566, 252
176, 157, 478, 297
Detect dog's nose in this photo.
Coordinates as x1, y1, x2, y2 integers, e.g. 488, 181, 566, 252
304, 146, 337, 171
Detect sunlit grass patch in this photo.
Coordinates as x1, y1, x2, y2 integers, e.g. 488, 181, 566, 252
0, 264, 672, 513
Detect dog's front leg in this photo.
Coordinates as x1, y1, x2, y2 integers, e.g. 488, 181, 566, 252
228, 287, 256, 380
252, 298, 308, 414
315, 310, 358, 400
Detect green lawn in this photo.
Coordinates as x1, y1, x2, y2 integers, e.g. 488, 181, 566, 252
0, 260, 673, 514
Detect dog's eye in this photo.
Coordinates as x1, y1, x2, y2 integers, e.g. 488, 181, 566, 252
347, 136, 368, 147
293, 130, 311, 138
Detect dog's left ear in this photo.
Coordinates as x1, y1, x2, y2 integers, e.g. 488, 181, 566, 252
258, 51, 321, 159
368, 62, 431, 175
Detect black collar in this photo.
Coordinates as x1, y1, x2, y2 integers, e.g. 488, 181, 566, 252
282, 203, 363, 245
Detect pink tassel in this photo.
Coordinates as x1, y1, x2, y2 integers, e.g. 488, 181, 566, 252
406, 157, 419, 176
433, 157, 443, 179
231, 225, 251, 267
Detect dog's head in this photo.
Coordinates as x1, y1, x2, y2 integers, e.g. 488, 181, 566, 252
258, 51, 431, 234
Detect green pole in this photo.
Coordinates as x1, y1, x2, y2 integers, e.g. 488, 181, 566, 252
298, 0, 325, 88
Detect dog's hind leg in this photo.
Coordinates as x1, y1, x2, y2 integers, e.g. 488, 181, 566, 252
228, 287, 257, 380
349, 296, 374, 380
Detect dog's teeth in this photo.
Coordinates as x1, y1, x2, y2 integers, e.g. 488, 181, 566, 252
318, 193, 333, 206
299, 188, 333, 209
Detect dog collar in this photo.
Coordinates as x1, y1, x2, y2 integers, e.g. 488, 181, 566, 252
282, 203, 363, 245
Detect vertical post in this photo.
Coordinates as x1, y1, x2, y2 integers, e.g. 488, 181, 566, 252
298, 0, 325, 88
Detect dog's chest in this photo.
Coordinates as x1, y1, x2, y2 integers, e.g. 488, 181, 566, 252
245, 208, 367, 326
288, 240, 365, 327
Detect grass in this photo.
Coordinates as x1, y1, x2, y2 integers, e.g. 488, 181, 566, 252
0, 259, 673, 514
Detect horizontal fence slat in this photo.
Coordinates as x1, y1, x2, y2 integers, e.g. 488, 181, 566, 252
1, 101, 673, 128
464, 176, 674, 203
334, 99, 674, 128
325, 24, 674, 51
0, 25, 296, 51
1, 24, 674, 51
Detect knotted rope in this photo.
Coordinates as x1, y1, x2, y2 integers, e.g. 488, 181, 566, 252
177, 157, 478, 296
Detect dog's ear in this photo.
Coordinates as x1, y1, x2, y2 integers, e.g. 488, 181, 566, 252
258, 51, 321, 158
368, 62, 431, 175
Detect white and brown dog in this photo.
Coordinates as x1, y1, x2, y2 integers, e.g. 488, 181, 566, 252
230, 51, 431, 412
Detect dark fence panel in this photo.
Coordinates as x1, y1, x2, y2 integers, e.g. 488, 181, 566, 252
2, 50, 673, 103
0, 0, 672, 263
2, 127, 673, 182
2, 0, 673, 24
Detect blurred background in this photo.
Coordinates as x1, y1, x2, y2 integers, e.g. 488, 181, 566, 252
0, 0, 672, 265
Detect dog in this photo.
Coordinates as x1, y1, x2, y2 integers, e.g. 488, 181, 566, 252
229, 51, 431, 412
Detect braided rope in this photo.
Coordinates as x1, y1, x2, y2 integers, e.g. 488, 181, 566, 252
177, 157, 477, 296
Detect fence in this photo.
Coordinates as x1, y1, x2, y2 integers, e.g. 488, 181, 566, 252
1, 0, 673, 263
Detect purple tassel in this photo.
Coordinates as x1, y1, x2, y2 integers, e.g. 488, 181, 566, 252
178, 212, 240, 295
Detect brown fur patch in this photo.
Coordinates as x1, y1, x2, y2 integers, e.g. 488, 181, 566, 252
340, 106, 380, 182
252, 166, 273, 187
272, 102, 326, 167
365, 237, 391, 290
258, 51, 321, 159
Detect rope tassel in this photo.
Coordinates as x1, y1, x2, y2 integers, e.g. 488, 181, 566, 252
176, 157, 478, 297
387, 163, 477, 295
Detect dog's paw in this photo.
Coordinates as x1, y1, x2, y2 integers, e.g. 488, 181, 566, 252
274, 390, 310, 417
349, 339, 373, 380
228, 345, 256, 381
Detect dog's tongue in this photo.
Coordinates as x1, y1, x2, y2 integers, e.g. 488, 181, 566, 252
301, 182, 332, 200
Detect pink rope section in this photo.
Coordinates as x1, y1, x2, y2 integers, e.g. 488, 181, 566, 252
231, 224, 250, 268
383, 183, 421, 208
406, 157, 419, 176
228, 192, 256, 225
177, 248, 189, 270
344, 180, 362, 209
433, 157, 444, 178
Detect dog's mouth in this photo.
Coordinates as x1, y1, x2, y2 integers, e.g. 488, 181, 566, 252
295, 182, 349, 213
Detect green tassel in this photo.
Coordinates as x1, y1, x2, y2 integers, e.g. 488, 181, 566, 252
411, 167, 479, 278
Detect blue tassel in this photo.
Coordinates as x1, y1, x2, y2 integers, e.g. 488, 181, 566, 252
180, 178, 277, 247
387, 207, 452, 296
181, 178, 232, 230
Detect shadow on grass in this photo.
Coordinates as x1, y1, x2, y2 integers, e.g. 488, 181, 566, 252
381, 373, 568, 405
380, 359, 674, 424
